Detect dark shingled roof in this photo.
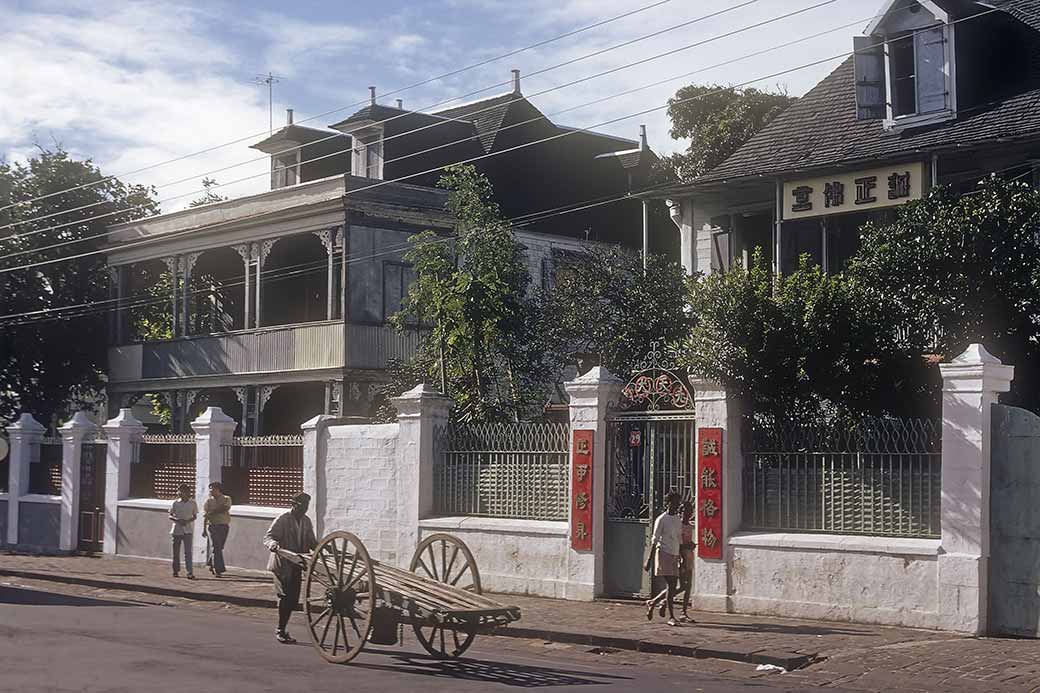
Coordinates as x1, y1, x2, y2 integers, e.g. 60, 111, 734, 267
431, 93, 517, 153
692, 55, 1040, 186
995, 0, 1040, 32
329, 103, 450, 131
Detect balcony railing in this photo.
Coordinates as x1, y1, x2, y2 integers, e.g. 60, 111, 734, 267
108, 321, 425, 382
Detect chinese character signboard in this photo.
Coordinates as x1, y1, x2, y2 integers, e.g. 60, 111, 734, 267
697, 428, 723, 560
782, 162, 926, 220
571, 430, 594, 551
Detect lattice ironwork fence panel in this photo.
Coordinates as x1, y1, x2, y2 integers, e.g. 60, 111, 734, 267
434, 422, 569, 521
131, 435, 196, 499
29, 439, 63, 496
742, 416, 942, 538
221, 436, 304, 507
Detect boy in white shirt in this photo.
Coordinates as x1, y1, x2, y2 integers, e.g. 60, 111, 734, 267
169, 483, 197, 580
645, 492, 682, 626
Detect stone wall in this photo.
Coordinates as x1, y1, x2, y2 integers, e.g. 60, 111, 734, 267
221, 511, 277, 571
18, 499, 60, 550
0, 499, 8, 547
116, 503, 170, 560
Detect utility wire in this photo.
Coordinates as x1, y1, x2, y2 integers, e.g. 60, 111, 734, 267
0, 0, 850, 260
0, 0, 681, 215
0, 0, 768, 236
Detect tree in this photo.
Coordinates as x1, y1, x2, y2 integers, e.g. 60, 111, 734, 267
188, 177, 228, 208
385, 165, 547, 422
658, 84, 794, 182
537, 245, 693, 380
0, 148, 158, 423
850, 177, 1040, 410
683, 252, 927, 419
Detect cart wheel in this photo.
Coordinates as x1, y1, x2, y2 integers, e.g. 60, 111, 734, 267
409, 533, 482, 659
304, 531, 376, 664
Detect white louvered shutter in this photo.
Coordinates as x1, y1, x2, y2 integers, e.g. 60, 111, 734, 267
915, 25, 949, 114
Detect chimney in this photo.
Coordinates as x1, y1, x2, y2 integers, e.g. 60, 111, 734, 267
639, 124, 648, 151
369, 86, 376, 105
511, 69, 521, 95
396, 99, 403, 109
286, 108, 294, 125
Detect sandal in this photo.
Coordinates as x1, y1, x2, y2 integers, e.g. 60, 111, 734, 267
658, 602, 666, 618
645, 601, 655, 621
666, 618, 678, 627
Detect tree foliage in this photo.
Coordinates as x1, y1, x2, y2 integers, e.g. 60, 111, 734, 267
683, 252, 929, 419
188, 177, 228, 208
0, 148, 158, 423
850, 177, 1040, 410
658, 84, 794, 182
386, 165, 547, 422
537, 246, 693, 379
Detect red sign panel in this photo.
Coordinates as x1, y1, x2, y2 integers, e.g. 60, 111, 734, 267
571, 430, 594, 551
697, 428, 723, 560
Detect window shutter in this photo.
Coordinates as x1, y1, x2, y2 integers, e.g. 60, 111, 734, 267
854, 36, 886, 120
915, 25, 949, 114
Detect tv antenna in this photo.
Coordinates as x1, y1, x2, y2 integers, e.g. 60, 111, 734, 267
253, 72, 284, 134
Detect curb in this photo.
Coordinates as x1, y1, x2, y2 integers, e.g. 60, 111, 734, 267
0, 567, 815, 670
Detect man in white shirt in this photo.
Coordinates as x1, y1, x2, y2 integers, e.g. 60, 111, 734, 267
645, 492, 682, 625
168, 483, 197, 580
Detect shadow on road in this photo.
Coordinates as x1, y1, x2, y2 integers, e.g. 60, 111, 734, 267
0, 586, 140, 608
353, 649, 633, 687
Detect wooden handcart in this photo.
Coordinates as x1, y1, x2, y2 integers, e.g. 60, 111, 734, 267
278, 531, 521, 664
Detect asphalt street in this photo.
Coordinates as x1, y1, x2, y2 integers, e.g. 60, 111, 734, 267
0, 585, 799, 693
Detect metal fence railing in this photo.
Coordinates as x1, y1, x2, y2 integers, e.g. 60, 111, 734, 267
742, 416, 942, 538
29, 437, 64, 496
130, 434, 196, 499
434, 422, 570, 521
221, 435, 303, 507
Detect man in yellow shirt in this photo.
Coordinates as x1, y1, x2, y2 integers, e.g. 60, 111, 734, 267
203, 481, 232, 577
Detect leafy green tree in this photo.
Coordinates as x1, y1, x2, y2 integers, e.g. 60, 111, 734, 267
659, 84, 794, 182
386, 165, 547, 422
850, 177, 1040, 410
0, 148, 158, 422
537, 246, 693, 380
683, 252, 927, 419
188, 177, 228, 208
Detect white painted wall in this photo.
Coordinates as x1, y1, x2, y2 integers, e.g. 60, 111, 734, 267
727, 533, 942, 629
419, 517, 571, 597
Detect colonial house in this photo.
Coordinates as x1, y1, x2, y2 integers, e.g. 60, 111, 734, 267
103, 71, 658, 433
651, 0, 1040, 281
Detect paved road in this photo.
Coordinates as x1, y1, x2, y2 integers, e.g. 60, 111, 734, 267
0, 585, 797, 693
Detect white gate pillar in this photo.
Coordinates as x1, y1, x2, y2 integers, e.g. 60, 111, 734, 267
301, 414, 337, 537
564, 366, 622, 600
102, 408, 145, 555
937, 344, 1013, 634
393, 385, 451, 567
691, 378, 745, 613
59, 412, 97, 551
6, 414, 45, 547
191, 407, 236, 563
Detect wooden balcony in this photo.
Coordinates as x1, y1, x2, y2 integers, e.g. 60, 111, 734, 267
108, 322, 424, 383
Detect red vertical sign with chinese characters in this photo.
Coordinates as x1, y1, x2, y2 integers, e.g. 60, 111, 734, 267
697, 428, 723, 559
571, 430, 594, 551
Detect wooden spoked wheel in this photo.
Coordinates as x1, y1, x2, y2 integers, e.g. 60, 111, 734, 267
304, 531, 376, 664
409, 533, 482, 659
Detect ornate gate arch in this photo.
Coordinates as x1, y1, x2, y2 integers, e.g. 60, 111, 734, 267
604, 342, 696, 597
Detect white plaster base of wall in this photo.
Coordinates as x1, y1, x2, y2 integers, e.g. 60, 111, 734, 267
419, 517, 578, 599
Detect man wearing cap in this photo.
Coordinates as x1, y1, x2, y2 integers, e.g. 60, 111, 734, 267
263, 492, 318, 644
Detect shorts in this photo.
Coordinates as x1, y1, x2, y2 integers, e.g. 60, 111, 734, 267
273, 565, 302, 605
654, 550, 680, 577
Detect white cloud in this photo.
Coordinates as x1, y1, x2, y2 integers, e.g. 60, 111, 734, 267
250, 14, 367, 78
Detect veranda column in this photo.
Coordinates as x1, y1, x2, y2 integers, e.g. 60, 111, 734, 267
393, 385, 450, 568
191, 407, 236, 563
59, 411, 96, 551
313, 227, 337, 320
301, 414, 337, 537
6, 414, 45, 547
690, 378, 745, 613
937, 344, 1013, 634
233, 244, 252, 329
564, 367, 622, 600
102, 408, 145, 555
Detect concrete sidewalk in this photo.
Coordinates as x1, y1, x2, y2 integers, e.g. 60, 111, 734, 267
0, 553, 943, 667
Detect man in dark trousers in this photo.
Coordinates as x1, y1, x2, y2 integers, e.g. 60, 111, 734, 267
263, 492, 318, 644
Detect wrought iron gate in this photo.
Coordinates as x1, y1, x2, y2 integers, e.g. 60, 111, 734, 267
604, 343, 696, 597
79, 438, 107, 552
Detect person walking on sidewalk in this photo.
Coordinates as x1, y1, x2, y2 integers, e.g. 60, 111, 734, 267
645, 492, 682, 626
263, 492, 318, 644
678, 500, 696, 623
169, 484, 197, 580
203, 481, 232, 577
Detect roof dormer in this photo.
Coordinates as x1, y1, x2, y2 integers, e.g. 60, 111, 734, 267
855, 1, 957, 130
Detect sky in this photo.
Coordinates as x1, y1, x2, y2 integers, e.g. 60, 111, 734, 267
0, 0, 878, 214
